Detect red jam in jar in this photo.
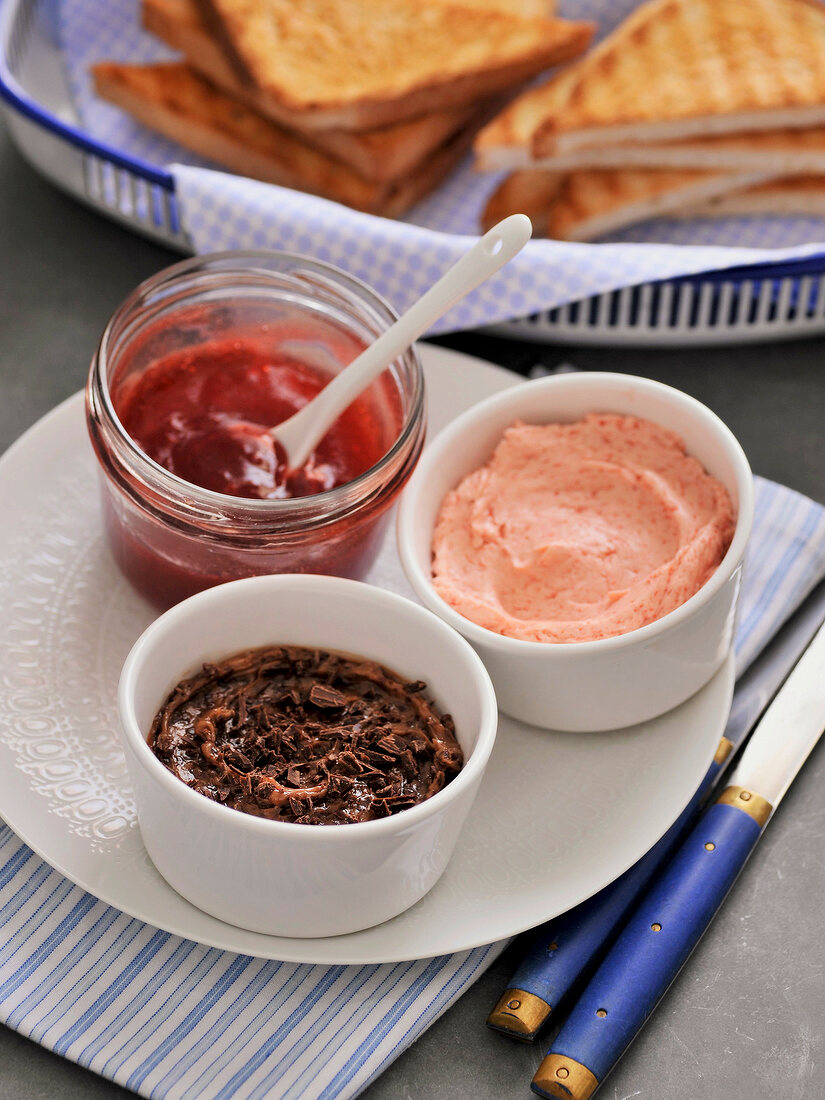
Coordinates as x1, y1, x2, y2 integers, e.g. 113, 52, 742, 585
114, 336, 389, 500
86, 253, 425, 610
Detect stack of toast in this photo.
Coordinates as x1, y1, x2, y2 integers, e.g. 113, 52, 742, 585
476, 0, 825, 239
91, 0, 594, 217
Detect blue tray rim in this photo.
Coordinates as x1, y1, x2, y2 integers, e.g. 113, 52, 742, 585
0, 12, 174, 191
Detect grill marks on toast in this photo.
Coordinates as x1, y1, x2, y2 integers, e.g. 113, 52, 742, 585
142, 0, 479, 181
475, 0, 825, 238
530, 0, 825, 156
475, 0, 825, 167
193, 0, 594, 131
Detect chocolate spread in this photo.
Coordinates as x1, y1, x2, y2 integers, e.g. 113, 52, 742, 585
148, 645, 463, 825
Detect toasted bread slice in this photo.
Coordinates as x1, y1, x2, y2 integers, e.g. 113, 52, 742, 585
194, 0, 594, 131
478, 83, 825, 175
475, 69, 572, 171
522, 125, 825, 174
91, 61, 472, 216
683, 175, 825, 219
531, 0, 825, 159
474, 0, 673, 170
480, 169, 562, 233
142, 0, 478, 181
537, 167, 781, 240
482, 164, 825, 239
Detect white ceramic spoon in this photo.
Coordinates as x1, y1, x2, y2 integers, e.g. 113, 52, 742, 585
271, 214, 532, 471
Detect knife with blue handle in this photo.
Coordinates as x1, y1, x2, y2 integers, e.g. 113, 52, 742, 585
487, 736, 733, 1039
490, 587, 825, 1043
531, 616, 825, 1100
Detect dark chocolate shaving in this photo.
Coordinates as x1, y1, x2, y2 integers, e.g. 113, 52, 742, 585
148, 645, 462, 825
308, 683, 348, 708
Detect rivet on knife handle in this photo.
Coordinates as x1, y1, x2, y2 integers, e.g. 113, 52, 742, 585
716, 785, 771, 826
531, 1053, 599, 1100
487, 989, 551, 1039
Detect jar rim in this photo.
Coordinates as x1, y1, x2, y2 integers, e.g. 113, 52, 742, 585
91, 250, 425, 518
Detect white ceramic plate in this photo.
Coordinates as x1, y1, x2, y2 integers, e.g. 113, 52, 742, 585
0, 345, 733, 964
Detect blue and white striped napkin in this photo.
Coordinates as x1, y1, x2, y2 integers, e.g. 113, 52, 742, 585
1, 476, 825, 1099
57, 0, 825, 334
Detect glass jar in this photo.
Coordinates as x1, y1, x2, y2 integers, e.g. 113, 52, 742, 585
86, 251, 426, 609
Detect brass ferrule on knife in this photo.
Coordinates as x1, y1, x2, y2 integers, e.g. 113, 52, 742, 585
713, 736, 734, 766
532, 1053, 599, 1099
487, 988, 551, 1040
716, 785, 773, 827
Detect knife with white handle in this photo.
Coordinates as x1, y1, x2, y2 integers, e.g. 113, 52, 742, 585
531, 617, 825, 1100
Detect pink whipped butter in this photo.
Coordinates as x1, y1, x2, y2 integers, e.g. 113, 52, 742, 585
431, 413, 735, 643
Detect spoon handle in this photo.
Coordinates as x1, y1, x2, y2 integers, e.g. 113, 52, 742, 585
275, 214, 532, 469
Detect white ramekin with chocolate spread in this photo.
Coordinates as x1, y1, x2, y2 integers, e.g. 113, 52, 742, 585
118, 574, 497, 938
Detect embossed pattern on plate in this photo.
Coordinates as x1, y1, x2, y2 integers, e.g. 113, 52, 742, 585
0, 346, 733, 963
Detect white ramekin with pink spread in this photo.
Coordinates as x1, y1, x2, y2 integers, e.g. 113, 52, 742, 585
397, 372, 753, 732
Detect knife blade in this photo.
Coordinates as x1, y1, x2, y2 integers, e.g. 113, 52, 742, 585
531, 616, 825, 1100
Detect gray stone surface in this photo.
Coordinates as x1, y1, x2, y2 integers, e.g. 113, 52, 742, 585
1, 118, 824, 1100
